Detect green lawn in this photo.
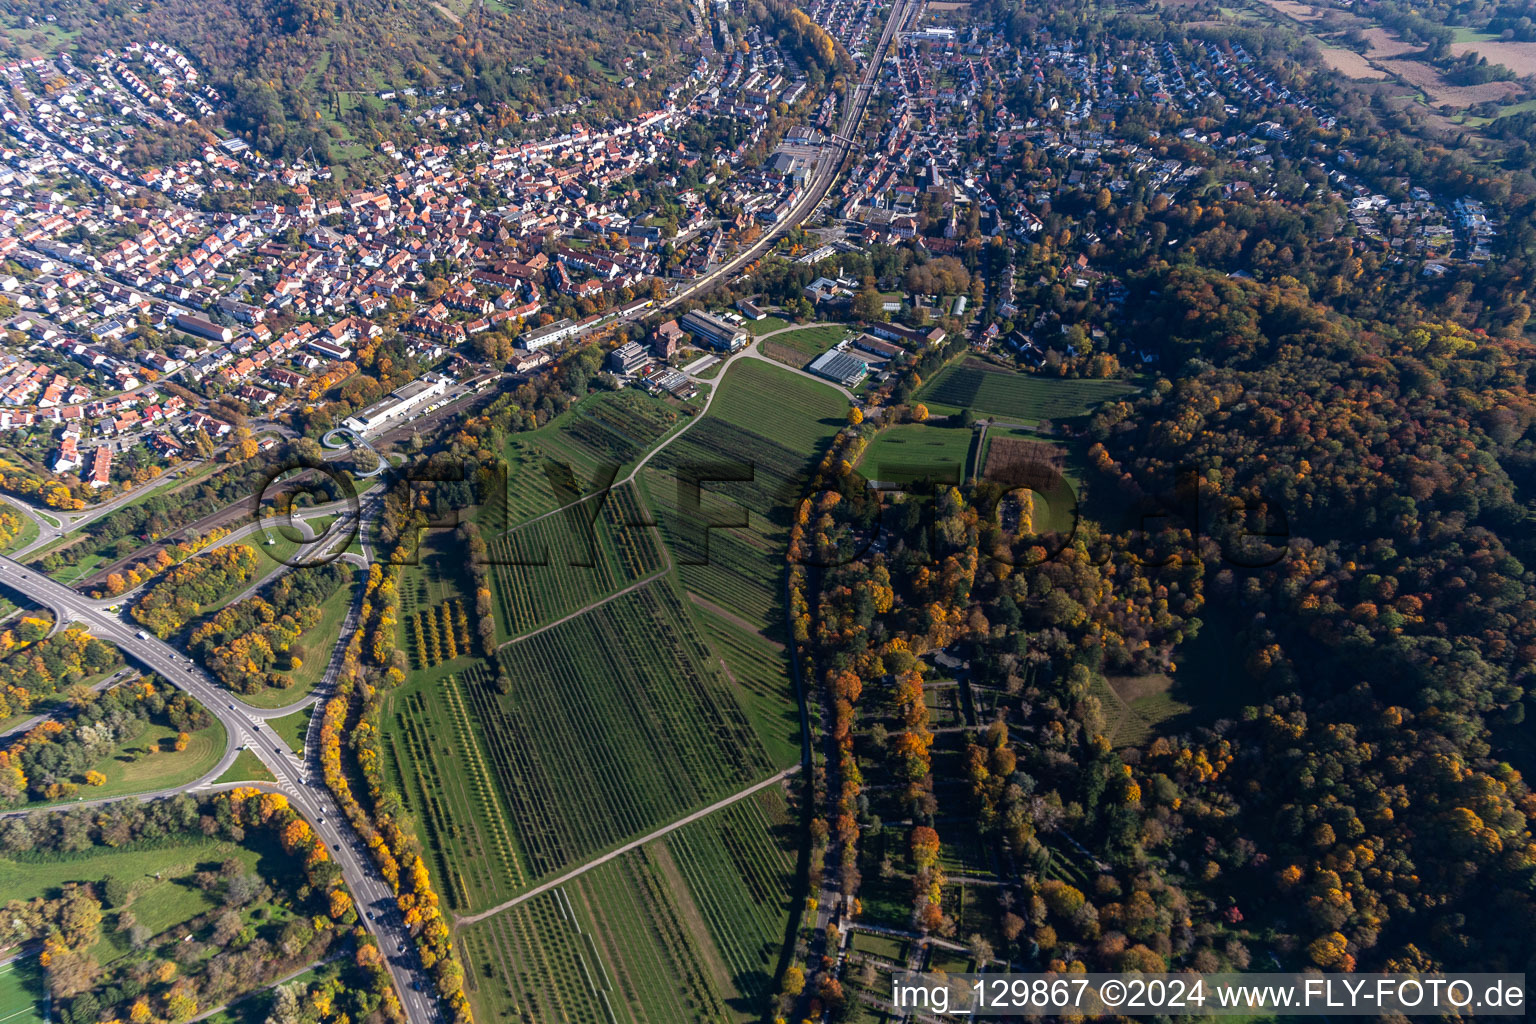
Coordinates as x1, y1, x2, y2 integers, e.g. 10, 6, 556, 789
745, 315, 791, 336
759, 324, 848, 367
856, 422, 976, 484
2, 512, 39, 555
269, 708, 312, 756
0, 835, 265, 945
918, 359, 1137, 423
0, 955, 46, 1024
25, 719, 227, 808
278, 569, 355, 692
850, 930, 906, 961
48, 550, 111, 586
90, 720, 226, 799
214, 749, 277, 785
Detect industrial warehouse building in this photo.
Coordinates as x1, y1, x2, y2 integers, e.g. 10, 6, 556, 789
808, 348, 869, 388
344, 375, 448, 433
680, 310, 748, 352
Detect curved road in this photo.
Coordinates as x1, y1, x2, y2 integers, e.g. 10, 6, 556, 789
0, 531, 440, 1024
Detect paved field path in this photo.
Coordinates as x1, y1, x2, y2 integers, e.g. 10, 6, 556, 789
493, 567, 670, 652
454, 764, 801, 927
488, 320, 852, 543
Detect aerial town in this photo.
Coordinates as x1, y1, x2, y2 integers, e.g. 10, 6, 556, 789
0, 0, 1532, 1022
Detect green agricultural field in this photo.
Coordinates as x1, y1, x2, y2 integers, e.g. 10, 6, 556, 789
458, 786, 800, 1024
534, 388, 683, 472
391, 359, 827, 1018
483, 482, 668, 642
396, 532, 481, 680
689, 600, 801, 768
857, 422, 976, 483
643, 359, 845, 631
385, 671, 529, 911
385, 581, 778, 909
708, 359, 848, 452
459, 870, 728, 1024
918, 360, 1136, 423
484, 388, 684, 527
479, 582, 776, 880
661, 788, 801, 1009
1091, 673, 1192, 747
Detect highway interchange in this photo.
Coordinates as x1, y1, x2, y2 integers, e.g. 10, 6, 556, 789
0, 500, 440, 1024
0, 2, 915, 1020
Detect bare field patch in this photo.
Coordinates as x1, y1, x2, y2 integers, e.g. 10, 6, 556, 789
1107, 674, 1175, 704
1378, 57, 1525, 106
1096, 674, 1190, 747
1359, 27, 1420, 59
1261, 0, 1324, 20
1449, 39, 1536, 77
984, 437, 1066, 491
1320, 46, 1388, 79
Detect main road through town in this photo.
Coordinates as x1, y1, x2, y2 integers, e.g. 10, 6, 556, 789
632, 0, 913, 321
